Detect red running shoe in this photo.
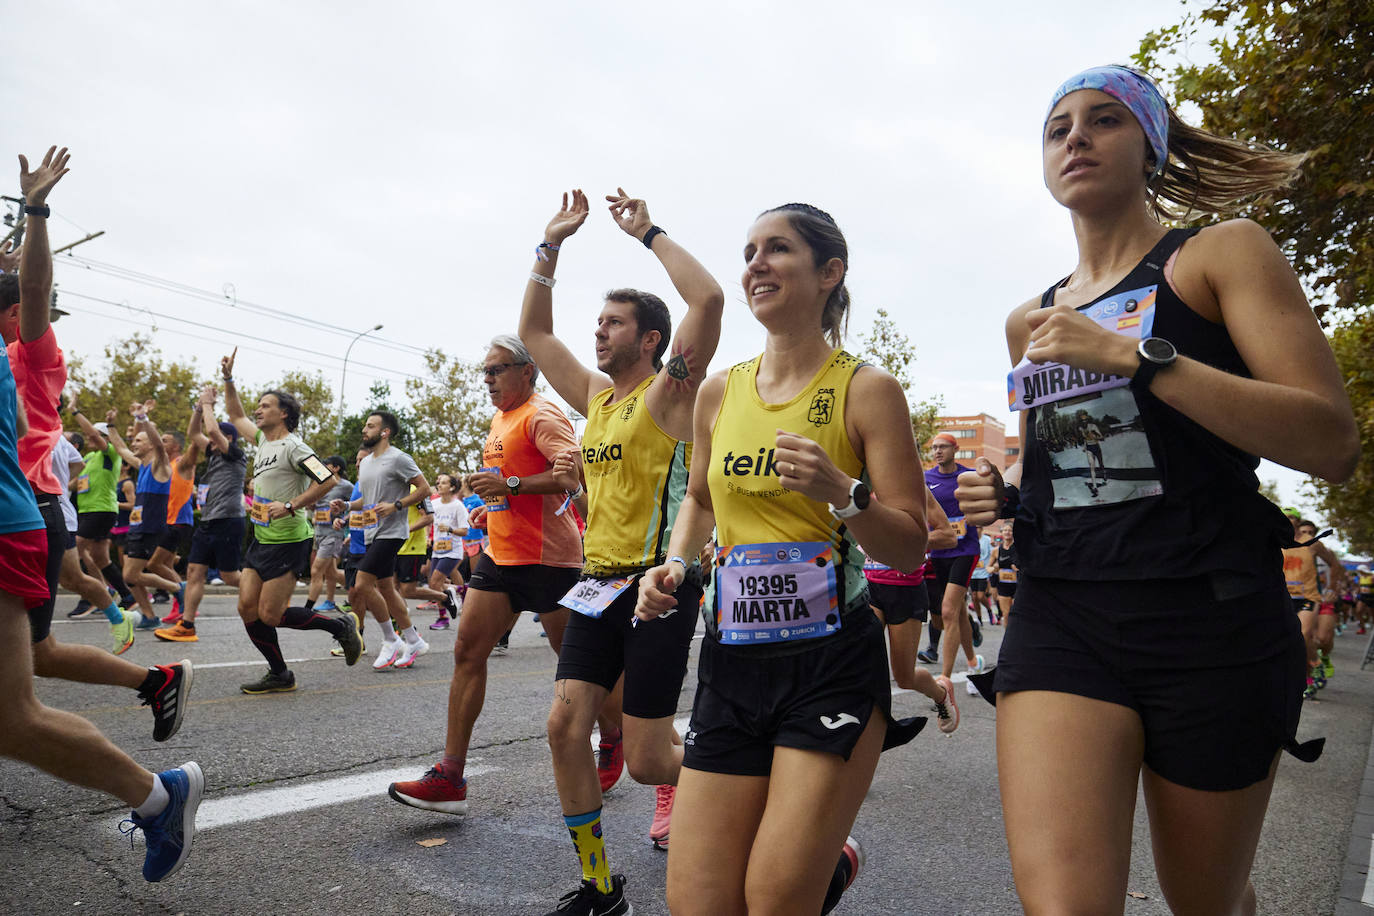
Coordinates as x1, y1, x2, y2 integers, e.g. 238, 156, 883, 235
388, 762, 468, 815
162, 602, 183, 626
597, 732, 625, 794
650, 784, 675, 850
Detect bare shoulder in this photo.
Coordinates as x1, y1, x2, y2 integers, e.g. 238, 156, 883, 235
1192, 217, 1274, 252
850, 363, 905, 405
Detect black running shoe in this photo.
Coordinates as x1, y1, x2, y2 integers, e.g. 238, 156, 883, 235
139, 660, 194, 742
916, 647, 939, 664
240, 670, 297, 695
66, 600, 94, 619
152, 591, 171, 605
544, 875, 631, 916
334, 611, 363, 665
970, 614, 983, 648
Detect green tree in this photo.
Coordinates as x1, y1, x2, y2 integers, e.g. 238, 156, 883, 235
66, 332, 207, 441
404, 350, 494, 476
1135, 0, 1373, 321
1307, 315, 1374, 554
857, 308, 946, 448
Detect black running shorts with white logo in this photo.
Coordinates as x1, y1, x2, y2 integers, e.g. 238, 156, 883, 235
867, 580, 929, 626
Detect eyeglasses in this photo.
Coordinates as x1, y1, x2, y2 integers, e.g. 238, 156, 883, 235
482, 362, 526, 378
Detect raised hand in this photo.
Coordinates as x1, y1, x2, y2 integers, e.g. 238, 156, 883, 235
18, 146, 71, 207
104, 408, 118, 425
0, 239, 20, 273
955, 459, 1005, 528
606, 187, 653, 241
221, 347, 238, 381
199, 384, 218, 406
544, 190, 590, 246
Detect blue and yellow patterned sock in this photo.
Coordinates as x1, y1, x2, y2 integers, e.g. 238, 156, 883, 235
564, 808, 612, 894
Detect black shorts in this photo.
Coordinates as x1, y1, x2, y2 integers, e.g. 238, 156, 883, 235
76, 511, 116, 540
158, 523, 193, 555
395, 553, 426, 584
556, 573, 704, 719
867, 580, 928, 626
969, 577, 989, 594
994, 573, 1308, 792
124, 528, 163, 561
682, 610, 923, 777
926, 554, 976, 609
996, 579, 1019, 599
28, 492, 64, 644
467, 552, 580, 615
245, 537, 313, 582
356, 537, 404, 580
188, 517, 245, 570
1291, 597, 1315, 614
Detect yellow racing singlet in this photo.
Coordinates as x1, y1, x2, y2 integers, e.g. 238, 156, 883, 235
581, 376, 691, 578
708, 349, 868, 612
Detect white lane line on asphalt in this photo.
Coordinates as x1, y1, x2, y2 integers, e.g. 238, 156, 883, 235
195, 657, 336, 670
115, 764, 495, 833
1363, 834, 1374, 905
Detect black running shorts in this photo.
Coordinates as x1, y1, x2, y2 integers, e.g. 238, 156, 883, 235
969, 576, 989, 594
245, 538, 313, 583
188, 517, 245, 571
926, 555, 976, 611
158, 523, 193, 555
356, 537, 405, 580
76, 510, 116, 540
867, 580, 929, 626
996, 580, 1018, 600
395, 553, 426, 584
682, 610, 923, 777
28, 493, 64, 644
124, 529, 161, 561
994, 573, 1309, 792
466, 552, 580, 615
556, 572, 703, 719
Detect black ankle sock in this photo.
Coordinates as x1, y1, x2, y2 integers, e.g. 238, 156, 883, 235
280, 606, 344, 637
245, 620, 288, 673
303, 598, 315, 610
136, 667, 163, 694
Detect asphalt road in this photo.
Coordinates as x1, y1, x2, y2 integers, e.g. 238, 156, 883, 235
3, 594, 1369, 915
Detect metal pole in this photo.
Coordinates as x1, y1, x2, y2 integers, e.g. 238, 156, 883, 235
338, 323, 383, 430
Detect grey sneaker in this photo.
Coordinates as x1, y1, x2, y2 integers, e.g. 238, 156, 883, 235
239, 670, 297, 695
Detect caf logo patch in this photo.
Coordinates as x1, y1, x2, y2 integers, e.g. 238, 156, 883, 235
808, 389, 835, 426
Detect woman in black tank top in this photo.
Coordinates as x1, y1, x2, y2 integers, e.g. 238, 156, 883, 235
958, 65, 1357, 915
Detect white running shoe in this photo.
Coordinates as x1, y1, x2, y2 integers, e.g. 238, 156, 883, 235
444, 584, 463, 615
966, 677, 981, 697
373, 639, 403, 670
395, 637, 430, 669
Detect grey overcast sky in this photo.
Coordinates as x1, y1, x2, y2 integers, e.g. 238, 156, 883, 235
1, 1, 1323, 515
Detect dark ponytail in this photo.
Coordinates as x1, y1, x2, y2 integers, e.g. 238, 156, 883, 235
761, 203, 850, 347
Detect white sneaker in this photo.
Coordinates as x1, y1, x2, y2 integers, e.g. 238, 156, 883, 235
373, 639, 403, 670
209, 577, 224, 586
966, 677, 981, 697
966, 653, 985, 675
443, 584, 463, 615
395, 637, 429, 669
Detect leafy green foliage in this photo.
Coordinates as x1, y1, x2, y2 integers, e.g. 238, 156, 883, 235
1135, 0, 1374, 321
1306, 313, 1374, 554
857, 308, 946, 448
403, 350, 494, 477
66, 332, 206, 442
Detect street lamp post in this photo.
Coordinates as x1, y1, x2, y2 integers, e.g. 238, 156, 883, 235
338, 323, 383, 432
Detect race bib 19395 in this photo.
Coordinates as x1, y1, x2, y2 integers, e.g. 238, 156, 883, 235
715, 541, 840, 645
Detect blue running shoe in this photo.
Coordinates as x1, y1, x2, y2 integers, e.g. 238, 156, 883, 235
135, 613, 162, 630
317, 599, 338, 611
123, 761, 204, 882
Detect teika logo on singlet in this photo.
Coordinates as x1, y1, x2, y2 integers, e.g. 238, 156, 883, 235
582, 441, 623, 464
720, 446, 780, 478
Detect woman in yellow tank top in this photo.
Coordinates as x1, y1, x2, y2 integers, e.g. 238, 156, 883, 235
636, 203, 930, 915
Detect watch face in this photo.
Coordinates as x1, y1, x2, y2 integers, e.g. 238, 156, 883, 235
1141, 337, 1176, 363
853, 482, 872, 510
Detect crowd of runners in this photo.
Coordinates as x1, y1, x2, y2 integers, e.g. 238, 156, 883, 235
1, 63, 1367, 915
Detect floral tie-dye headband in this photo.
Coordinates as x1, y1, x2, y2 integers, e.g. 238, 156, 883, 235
1046, 66, 1170, 178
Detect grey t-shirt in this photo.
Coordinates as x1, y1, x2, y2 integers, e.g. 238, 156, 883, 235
315, 479, 355, 533
202, 443, 248, 521
357, 446, 422, 543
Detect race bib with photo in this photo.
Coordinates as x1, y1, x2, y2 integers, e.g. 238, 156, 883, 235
715, 541, 840, 645
559, 575, 638, 619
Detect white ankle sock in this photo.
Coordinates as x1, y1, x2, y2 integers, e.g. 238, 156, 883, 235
402, 625, 419, 643
135, 775, 169, 818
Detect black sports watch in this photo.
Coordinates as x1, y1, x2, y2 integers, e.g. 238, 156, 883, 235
1131, 337, 1178, 394
393, 499, 404, 512
506, 475, 521, 495
830, 479, 872, 520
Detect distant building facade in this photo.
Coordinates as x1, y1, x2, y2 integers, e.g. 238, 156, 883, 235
926, 413, 1020, 468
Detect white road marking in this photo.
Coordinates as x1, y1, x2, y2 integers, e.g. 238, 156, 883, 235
1363, 834, 1374, 905
195, 657, 335, 670
116, 763, 494, 833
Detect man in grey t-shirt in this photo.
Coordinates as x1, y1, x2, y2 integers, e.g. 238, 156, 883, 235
156, 387, 248, 643
307, 456, 354, 611
332, 410, 432, 670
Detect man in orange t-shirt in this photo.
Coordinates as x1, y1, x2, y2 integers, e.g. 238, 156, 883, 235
390, 334, 617, 817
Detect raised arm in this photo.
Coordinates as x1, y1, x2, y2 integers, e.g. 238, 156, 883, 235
68, 394, 108, 452
103, 408, 140, 468
16, 146, 70, 343
176, 396, 204, 476
517, 190, 603, 415
608, 188, 725, 437
220, 348, 259, 441
188, 386, 214, 452
131, 400, 170, 478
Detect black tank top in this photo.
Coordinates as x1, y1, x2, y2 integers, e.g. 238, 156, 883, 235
1015, 228, 1291, 592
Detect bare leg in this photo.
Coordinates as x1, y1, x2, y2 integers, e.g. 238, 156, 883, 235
940, 582, 975, 679
666, 768, 768, 916
885, 617, 946, 703
547, 678, 612, 816
32, 631, 147, 689
59, 547, 115, 607
443, 588, 517, 762
0, 597, 155, 807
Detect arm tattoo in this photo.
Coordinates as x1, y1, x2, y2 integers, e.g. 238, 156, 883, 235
664, 342, 696, 393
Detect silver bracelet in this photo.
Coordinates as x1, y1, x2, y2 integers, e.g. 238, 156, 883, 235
529, 272, 555, 288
